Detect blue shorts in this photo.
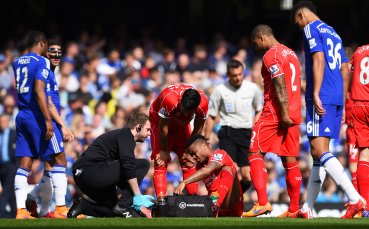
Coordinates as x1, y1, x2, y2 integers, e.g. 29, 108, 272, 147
305, 103, 343, 139
15, 110, 64, 161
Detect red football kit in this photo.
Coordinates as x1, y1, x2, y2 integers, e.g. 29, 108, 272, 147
345, 96, 359, 163
249, 44, 301, 157
247, 44, 302, 213
350, 45, 369, 148
149, 84, 208, 159
350, 45, 369, 205
198, 149, 243, 217
149, 84, 208, 198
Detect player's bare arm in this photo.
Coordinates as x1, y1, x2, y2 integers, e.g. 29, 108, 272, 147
341, 62, 350, 123
35, 79, 53, 140
272, 74, 293, 127
157, 117, 170, 166
174, 161, 222, 194
312, 51, 326, 115
47, 96, 74, 142
204, 115, 216, 139
192, 118, 206, 136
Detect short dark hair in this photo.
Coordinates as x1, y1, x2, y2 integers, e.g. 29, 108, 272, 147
291, 1, 317, 19
48, 38, 61, 47
184, 135, 208, 149
227, 59, 244, 75
27, 31, 47, 49
181, 88, 201, 112
251, 24, 274, 41
126, 111, 149, 129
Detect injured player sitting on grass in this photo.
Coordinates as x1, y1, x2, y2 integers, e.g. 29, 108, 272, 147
174, 135, 244, 217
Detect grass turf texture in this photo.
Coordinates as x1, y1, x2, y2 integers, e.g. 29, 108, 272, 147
0, 218, 368, 229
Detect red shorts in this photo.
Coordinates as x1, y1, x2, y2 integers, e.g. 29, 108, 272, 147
346, 125, 359, 163
218, 198, 244, 217
352, 101, 369, 148
149, 121, 191, 161
249, 119, 299, 156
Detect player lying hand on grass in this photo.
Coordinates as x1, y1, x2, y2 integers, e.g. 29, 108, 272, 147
174, 135, 244, 217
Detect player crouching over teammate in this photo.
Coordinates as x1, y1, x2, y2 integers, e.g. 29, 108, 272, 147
174, 135, 244, 217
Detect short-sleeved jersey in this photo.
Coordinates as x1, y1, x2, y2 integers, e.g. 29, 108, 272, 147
13, 52, 50, 111
345, 95, 354, 125
350, 44, 369, 101
47, 69, 61, 114
303, 20, 348, 105
198, 149, 236, 192
208, 80, 262, 129
150, 84, 208, 129
261, 44, 302, 124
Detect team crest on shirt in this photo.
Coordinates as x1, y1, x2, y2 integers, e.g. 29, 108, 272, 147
42, 69, 49, 79
269, 65, 280, 75
213, 153, 223, 161
159, 107, 168, 117
309, 38, 317, 49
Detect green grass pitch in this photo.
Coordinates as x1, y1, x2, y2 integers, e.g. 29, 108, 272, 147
0, 217, 368, 229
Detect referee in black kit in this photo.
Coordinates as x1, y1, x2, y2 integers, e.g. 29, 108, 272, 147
68, 111, 154, 218
204, 59, 262, 194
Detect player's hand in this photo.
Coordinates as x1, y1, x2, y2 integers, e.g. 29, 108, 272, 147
281, 115, 294, 128
62, 126, 74, 142
174, 182, 186, 194
156, 151, 171, 167
313, 95, 326, 115
45, 120, 54, 140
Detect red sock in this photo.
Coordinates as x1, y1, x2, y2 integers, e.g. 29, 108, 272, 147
215, 169, 234, 207
249, 154, 268, 205
182, 166, 198, 194
154, 166, 167, 198
357, 161, 369, 210
351, 171, 358, 192
283, 162, 302, 213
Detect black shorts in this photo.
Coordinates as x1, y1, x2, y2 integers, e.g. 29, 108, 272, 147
217, 126, 252, 167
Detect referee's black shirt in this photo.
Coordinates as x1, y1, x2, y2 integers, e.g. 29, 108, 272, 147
73, 128, 137, 180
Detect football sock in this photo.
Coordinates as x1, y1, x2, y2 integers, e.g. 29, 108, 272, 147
320, 152, 360, 204
216, 169, 234, 207
351, 171, 358, 191
182, 166, 198, 195
15, 168, 30, 209
248, 154, 268, 206
51, 165, 67, 206
39, 170, 53, 216
283, 162, 302, 213
302, 160, 326, 212
357, 161, 369, 209
153, 166, 167, 198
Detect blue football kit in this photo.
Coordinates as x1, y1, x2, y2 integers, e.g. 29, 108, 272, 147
303, 20, 348, 139
13, 52, 64, 161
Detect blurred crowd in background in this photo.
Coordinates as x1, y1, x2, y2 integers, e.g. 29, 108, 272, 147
0, 30, 359, 209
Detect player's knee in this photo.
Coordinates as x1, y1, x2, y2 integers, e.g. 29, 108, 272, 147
52, 152, 67, 166
19, 157, 33, 170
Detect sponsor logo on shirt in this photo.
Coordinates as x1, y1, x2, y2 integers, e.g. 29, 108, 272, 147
309, 38, 317, 49
269, 64, 280, 75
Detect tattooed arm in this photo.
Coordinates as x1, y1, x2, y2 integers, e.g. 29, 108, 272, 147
272, 75, 293, 128
174, 161, 222, 194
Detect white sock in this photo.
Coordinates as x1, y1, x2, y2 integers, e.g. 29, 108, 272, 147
39, 170, 53, 216
320, 152, 360, 203
51, 165, 67, 206
302, 160, 326, 212
14, 168, 30, 209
